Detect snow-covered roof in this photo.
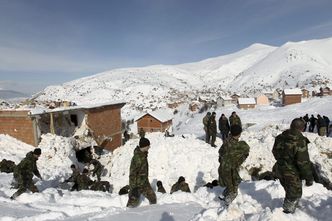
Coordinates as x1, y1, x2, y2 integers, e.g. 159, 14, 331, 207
135, 109, 173, 123
219, 96, 233, 101
283, 88, 302, 95
30, 101, 126, 116
238, 98, 256, 105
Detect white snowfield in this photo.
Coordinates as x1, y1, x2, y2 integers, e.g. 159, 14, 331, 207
35, 37, 332, 119
0, 97, 332, 220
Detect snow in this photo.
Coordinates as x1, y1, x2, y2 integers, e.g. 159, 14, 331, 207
238, 98, 256, 105
135, 109, 173, 123
1, 96, 332, 220
283, 88, 303, 95
34, 37, 332, 118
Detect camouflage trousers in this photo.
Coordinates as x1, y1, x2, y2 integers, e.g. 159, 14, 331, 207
126, 184, 156, 208
218, 167, 241, 205
277, 170, 302, 201
11, 174, 39, 199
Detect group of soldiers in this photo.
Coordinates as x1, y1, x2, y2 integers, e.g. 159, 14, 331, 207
2, 110, 330, 214
302, 113, 330, 136
203, 111, 242, 147
5, 148, 111, 199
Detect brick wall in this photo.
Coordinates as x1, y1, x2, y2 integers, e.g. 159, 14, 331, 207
86, 105, 123, 151
0, 110, 37, 146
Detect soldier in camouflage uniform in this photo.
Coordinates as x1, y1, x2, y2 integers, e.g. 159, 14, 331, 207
218, 125, 249, 206
76, 168, 94, 191
170, 176, 191, 194
208, 112, 217, 147
203, 112, 211, 143
64, 164, 80, 191
272, 118, 313, 214
90, 159, 104, 181
127, 138, 156, 208
11, 148, 42, 199
156, 180, 166, 194
229, 111, 242, 129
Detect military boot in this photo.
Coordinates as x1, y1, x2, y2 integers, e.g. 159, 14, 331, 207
283, 198, 299, 214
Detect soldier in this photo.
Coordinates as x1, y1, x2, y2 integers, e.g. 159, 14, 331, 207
64, 164, 80, 191
229, 111, 242, 129
156, 180, 166, 194
219, 114, 230, 142
76, 168, 94, 191
309, 114, 316, 132
218, 125, 250, 206
139, 128, 146, 138
303, 114, 309, 132
127, 138, 156, 208
208, 112, 217, 147
170, 176, 191, 194
204, 179, 219, 189
90, 159, 104, 181
202, 112, 211, 143
317, 114, 327, 136
272, 118, 313, 214
90, 180, 112, 192
11, 148, 42, 199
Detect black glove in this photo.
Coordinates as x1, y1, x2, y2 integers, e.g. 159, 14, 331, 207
305, 180, 313, 186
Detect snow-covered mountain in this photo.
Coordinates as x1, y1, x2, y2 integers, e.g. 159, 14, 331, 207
36, 37, 332, 115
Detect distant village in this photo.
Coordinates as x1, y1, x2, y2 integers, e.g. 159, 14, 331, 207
0, 86, 331, 152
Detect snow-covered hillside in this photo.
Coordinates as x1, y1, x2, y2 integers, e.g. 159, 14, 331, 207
35, 37, 332, 116
0, 96, 332, 220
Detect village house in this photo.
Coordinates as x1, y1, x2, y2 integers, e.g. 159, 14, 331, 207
217, 96, 233, 107
0, 101, 126, 151
135, 110, 173, 133
256, 94, 269, 105
231, 94, 240, 105
238, 98, 256, 110
282, 88, 302, 106
189, 101, 200, 112
319, 87, 331, 96
300, 88, 310, 98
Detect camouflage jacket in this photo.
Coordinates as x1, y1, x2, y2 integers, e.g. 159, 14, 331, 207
272, 129, 313, 182
218, 136, 249, 186
90, 159, 103, 176
170, 181, 191, 194
14, 151, 41, 180
203, 115, 210, 131
76, 174, 94, 190
229, 115, 242, 127
129, 146, 149, 189
208, 118, 217, 135
66, 168, 80, 182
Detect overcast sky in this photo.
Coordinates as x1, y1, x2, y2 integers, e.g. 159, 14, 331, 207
1, 0, 332, 93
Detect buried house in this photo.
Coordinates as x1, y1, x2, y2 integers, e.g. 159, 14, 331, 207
0, 101, 126, 151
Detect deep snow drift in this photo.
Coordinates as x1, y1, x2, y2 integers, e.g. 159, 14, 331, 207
0, 97, 332, 220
